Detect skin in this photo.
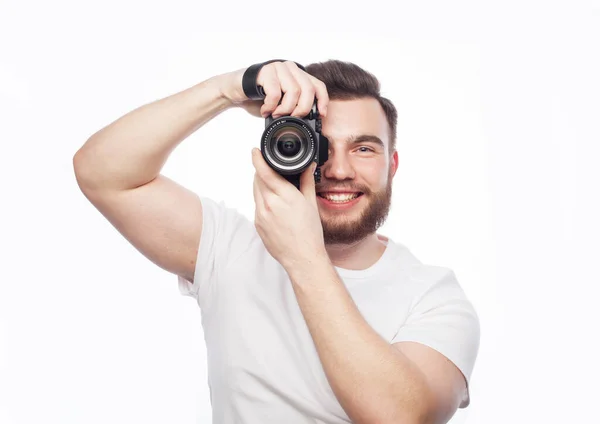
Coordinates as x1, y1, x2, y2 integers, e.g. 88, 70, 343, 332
251, 96, 400, 274
251, 97, 464, 423
251, 97, 442, 423
316, 97, 399, 270
238, 61, 399, 272
74, 60, 465, 421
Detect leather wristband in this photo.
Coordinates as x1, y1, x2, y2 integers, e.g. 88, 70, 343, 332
242, 60, 306, 100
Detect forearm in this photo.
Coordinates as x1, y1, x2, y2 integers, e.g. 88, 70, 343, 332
73, 73, 234, 191
288, 260, 432, 424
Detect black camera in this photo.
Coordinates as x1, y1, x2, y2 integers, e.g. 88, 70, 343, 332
242, 59, 329, 190
261, 101, 329, 190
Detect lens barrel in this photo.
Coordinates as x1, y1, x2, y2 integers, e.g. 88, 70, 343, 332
261, 117, 317, 174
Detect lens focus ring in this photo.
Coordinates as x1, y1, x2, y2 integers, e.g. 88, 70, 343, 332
261, 117, 317, 173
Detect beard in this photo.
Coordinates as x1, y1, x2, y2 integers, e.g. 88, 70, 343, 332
318, 173, 393, 246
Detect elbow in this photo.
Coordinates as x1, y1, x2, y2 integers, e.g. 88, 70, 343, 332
364, 402, 432, 424
412, 390, 445, 424
390, 388, 438, 424
73, 150, 91, 189
73, 148, 102, 192
73, 151, 85, 184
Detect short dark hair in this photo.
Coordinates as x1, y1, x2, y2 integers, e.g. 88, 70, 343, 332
305, 59, 398, 154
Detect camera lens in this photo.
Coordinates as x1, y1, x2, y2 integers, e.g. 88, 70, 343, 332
272, 127, 306, 161
276, 132, 302, 157
262, 117, 316, 174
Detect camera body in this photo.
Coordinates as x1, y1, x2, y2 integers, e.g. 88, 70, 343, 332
260, 101, 329, 190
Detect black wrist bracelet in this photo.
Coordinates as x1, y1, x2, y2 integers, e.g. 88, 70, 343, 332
241, 59, 306, 100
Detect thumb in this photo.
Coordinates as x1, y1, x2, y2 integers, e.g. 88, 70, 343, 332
300, 162, 318, 204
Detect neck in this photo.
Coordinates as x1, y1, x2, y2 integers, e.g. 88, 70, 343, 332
325, 233, 388, 271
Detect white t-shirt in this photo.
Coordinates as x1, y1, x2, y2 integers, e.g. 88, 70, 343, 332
178, 196, 480, 424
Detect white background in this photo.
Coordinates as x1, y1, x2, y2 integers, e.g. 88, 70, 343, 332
1, 1, 599, 423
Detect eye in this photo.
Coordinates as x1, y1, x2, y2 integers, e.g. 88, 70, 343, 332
357, 146, 374, 153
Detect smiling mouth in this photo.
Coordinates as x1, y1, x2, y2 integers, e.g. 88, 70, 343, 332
317, 192, 364, 203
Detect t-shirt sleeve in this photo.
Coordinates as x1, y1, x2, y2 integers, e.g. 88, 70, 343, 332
177, 196, 258, 311
391, 268, 480, 409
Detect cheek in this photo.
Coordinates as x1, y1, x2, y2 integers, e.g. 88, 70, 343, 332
357, 161, 388, 186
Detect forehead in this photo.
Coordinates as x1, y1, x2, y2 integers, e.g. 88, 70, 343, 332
320, 98, 390, 146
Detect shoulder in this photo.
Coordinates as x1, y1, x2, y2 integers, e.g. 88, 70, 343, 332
407, 264, 474, 310
387, 239, 461, 291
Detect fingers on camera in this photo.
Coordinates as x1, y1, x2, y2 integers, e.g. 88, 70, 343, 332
272, 62, 301, 118
308, 75, 329, 117
260, 61, 328, 119
283, 62, 316, 118
259, 67, 282, 118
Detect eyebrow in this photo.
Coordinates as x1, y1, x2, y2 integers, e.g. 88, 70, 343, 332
324, 134, 386, 149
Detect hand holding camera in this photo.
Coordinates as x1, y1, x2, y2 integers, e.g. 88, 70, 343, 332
223, 60, 329, 119
222, 60, 330, 190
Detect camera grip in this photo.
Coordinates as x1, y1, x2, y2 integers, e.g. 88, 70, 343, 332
242, 60, 307, 100
282, 173, 301, 190
282, 166, 320, 191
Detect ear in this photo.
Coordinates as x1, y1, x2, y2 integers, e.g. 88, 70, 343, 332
390, 150, 399, 178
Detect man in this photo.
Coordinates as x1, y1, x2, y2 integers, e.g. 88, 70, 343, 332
74, 59, 480, 424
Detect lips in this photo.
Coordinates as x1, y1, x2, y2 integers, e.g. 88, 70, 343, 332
317, 192, 363, 201
317, 190, 364, 195
317, 192, 364, 209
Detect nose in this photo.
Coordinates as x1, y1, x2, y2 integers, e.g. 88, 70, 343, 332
322, 149, 355, 181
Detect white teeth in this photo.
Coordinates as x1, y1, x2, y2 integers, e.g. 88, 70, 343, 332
321, 193, 359, 202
